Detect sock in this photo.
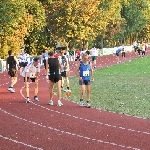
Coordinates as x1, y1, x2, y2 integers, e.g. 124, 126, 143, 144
80, 99, 83, 102
67, 87, 69, 90
87, 101, 89, 103
27, 97, 29, 99
61, 86, 63, 88
34, 96, 37, 98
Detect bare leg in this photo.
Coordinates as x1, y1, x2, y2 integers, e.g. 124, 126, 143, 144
56, 80, 61, 100
34, 79, 38, 96
25, 82, 29, 97
80, 85, 85, 100
86, 85, 91, 101
49, 81, 54, 100
10, 77, 17, 87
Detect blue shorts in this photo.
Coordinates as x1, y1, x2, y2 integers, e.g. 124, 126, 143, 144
79, 80, 91, 85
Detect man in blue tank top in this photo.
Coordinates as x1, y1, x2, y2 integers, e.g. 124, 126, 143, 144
76, 52, 94, 108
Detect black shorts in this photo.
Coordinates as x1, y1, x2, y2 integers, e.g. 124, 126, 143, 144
8, 68, 17, 77
43, 60, 46, 69
116, 53, 119, 56
20, 62, 28, 68
79, 80, 91, 85
75, 56, 81, 61
24, 77, 36, 82
61, 71, 70, 77
49, 74, 61, 83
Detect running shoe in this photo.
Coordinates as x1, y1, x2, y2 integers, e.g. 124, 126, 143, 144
57, 100, 63, 106
49, 100, 53, 105
79, 101, 84, 106
86, 102, 91, 108
10, 88, 15, 93
34, 96, 39, 101
26, 98, 30, 103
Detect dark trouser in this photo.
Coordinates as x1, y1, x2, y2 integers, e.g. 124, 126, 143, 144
142, 51, 145, 56
122, 52, 125, 57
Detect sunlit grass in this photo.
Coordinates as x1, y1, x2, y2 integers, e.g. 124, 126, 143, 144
66, 56, 150, 119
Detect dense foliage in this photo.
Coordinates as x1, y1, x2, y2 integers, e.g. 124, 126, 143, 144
0, 0, 150, 58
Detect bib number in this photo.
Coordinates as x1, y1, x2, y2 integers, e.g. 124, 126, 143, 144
83, 70, 89, 76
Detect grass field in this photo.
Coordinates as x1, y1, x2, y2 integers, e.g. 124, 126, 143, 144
64, 56, 150, 119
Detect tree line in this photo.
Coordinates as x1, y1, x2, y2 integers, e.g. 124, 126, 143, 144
0, 0, 150, 58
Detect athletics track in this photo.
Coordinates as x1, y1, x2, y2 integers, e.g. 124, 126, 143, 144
0, 51, 150, 150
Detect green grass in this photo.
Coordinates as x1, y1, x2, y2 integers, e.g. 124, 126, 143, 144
64, 56, 150, 119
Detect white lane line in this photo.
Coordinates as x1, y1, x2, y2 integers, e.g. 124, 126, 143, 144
0, 108, 141, 150
0, 134, 43, 150
20, 86, 150, 136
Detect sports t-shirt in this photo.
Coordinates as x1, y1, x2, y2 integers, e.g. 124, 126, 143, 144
48, 58, 60, 74
91, 48, 98, 56
116, 47, 122, 54
79, 61, 91, 81
42, 53, 48, 60
59, 55, 69, 72
68, 50, 74, 56
19, 53, 29, 63
75, 50, 80, 57
54, 53, 58, 58
22, 62, 40, 78
7, 56, 17, 70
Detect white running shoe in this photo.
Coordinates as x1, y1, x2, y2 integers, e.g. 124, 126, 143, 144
7, 87, 11, 91
26, 98, 30, 103
34, 96, 39, 101
86, 102, 91, 108
49, 100, 53, 105
10, 88, 15, 93
79, 101, 84, 106
57, 100, 63, 106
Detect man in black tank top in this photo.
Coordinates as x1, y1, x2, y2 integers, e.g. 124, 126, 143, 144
6, 50, 19, 93
46, 51, 63, 106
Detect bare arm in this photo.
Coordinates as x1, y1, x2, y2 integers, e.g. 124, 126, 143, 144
90, 62, 94, 80
46, 59, 49, 76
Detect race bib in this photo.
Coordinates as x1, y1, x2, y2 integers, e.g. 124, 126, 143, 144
83, 70, 89, 76
30, 73, 36, 78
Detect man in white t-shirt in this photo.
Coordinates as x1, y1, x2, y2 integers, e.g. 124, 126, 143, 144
22, 57, 40, 103
18, 49, 30, 75
59, 49, 71, 92
90, 46, 98, 68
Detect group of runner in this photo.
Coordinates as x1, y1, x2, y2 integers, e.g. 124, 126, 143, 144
5, 47, 98, 108
133, 41, 148, 57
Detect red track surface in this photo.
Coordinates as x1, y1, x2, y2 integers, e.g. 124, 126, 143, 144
0, 51, 150, 150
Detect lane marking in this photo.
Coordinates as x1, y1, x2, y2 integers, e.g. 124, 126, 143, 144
0, 134, 43, 150
0, 108, 141, 150
20, 85, 150, 136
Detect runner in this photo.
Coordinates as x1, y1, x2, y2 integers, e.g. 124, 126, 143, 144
18, 49, 29, 75
75, 49, 81, 66
90, 46, 98, 68
115, 46, 122, 63
76, 52, 94, 108
41, 49, 48, 75
6, 50, 20, 93
46, 51, 63, 106
121, 45, 126, 59
142, 42, 146, 57
59, 48, 71, 92
22, 57, 41, 103
68, 49, 74, 61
